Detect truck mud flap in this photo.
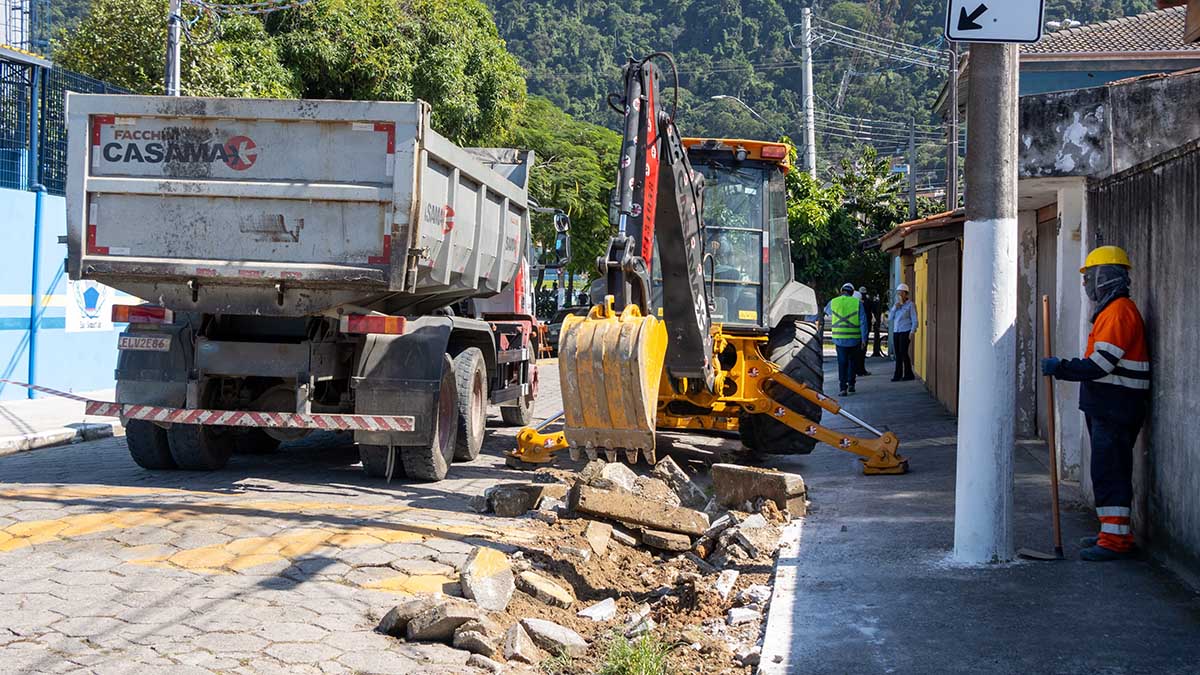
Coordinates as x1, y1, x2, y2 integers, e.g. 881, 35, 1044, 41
353, 316, 453, 447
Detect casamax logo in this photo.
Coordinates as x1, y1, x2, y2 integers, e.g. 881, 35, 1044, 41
101, 130, 259, 171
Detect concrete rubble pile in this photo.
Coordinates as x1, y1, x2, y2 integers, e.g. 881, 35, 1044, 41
378, 458, 807, 672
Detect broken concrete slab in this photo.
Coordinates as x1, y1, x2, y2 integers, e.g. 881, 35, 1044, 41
734, 519, 781, 559
624, 603, 657, 637
557, 545, 591, 562
519, 483, 570, 505
466, 653, 504, 673
634, 476, 682, 508
584, 521, 613, 556
715, 570, 740, 600
377, 595, 441, 637
594, 462, 638, 492
738, 584, 773, 608
577, 597, 617, 622
737, 645, 762, 666
570, 484, 709, 536
452, 618, 502, 658
520, 618, 589, 658
516, 571, 574, 608
642, 529, 692, 552
460, 547, 515, 612
711, 464, 807, 517
468, 494, 490, 514
503, 623, 545, 665
487, 486, 537, 518
611, 525, 638, 547
652, 456, 708, 508
406, 601, 480, 642
533, 509, 559, 524
727, 607, 759, 626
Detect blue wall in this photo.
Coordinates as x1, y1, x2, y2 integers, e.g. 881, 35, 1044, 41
1021, 69, 1178, 97
0, 187, 121, 400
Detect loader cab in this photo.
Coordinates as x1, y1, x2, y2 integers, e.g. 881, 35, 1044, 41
651, 139, 792, 332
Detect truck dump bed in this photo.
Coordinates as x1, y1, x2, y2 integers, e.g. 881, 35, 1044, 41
65, 95, 530, 316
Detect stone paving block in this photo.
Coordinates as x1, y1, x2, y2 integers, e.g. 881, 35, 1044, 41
570, 484, 710, 536
459, 547, 515, 612
520, 618, 589, 658
192, 631, 269, 653
255, 621, 330, 643
265, 641, 343, 664
406, 601, 480, 642
337, 649, 421, 674
516, 571, 574, 608
387, 558, 456, 576
52, 616, 127, 639
381, 542, 438, 561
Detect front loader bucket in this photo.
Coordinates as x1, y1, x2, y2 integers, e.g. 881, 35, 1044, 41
558, 296, 667, 461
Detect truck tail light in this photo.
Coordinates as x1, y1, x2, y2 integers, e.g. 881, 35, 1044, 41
341, 314, 406, 335
112, 304, 174, 324
761, 144, 788, 160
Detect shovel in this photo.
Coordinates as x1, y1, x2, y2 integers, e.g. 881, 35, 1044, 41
1018, 295, 1065, 562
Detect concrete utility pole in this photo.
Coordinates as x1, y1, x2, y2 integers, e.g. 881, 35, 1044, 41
953, 43, 1020, 564
801, 7, 818, 178
165, 0, 182, 96
947, 43, 961, 209
908, 116, 918, 219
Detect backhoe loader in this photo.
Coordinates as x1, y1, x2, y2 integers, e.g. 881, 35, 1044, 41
513, 52, 907, 475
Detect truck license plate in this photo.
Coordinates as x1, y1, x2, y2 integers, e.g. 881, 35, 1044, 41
118, 335, 171, 352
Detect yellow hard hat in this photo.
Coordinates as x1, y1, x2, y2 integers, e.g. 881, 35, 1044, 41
1080, 246, 1132, 274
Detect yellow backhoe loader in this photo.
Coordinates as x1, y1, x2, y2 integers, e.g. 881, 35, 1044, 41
513, 52, 907, 476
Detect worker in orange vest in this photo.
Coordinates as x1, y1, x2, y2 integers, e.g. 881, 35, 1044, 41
1043, 246, 1150, 562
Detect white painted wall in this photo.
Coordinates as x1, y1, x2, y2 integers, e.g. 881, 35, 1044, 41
1053, 182, 1091, 498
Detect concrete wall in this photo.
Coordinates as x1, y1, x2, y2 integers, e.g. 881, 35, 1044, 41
1053, 183, 1090, 487
0, 187, 121, 401
1015, 210, 1038, 437
1088, 141, 1200, 585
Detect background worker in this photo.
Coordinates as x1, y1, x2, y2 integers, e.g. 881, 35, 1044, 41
857, 286, 875, 376
825, 283, 868, 396
1042, 246, 1149, 562
869, 290, 885, 357
891, 283, 916, 381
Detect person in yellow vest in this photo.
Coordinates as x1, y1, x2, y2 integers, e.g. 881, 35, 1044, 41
1043, 246, 1150, 562
824, 283, 868, 396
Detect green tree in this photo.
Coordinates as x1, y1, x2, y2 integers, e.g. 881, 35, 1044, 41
267, 0, 526, 145
54, 0, 299, 98
506, 97, 621, 279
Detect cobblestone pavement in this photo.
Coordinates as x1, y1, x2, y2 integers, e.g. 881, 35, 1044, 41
0, 362, 566, 674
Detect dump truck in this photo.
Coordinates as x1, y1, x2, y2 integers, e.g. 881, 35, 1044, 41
65, 95, 564, 481
513, 53, 907, 475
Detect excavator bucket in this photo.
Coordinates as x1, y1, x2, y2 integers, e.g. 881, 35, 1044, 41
557, 296, 667, 462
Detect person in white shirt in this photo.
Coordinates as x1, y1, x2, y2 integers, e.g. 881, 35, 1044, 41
890, 284, 918, 382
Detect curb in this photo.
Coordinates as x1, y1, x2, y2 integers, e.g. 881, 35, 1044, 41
757, 520, 804, 674
0, 422, 121, 457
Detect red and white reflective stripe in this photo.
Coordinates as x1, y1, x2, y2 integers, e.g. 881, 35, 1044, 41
1097, 506, 1132, 536
0, 380, 93, 402
89, 402, 415, 432
0, 379, 413, 432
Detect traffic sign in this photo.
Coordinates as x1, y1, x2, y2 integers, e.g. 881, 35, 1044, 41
945, 1, 1046, 44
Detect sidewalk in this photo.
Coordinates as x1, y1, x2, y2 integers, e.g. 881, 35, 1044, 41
0, 388, 121, 455
760, 355, 1200, 674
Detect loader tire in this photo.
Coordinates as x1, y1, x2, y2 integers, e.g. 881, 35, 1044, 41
359, 444, 403, 479
499, 388, 534, 427
740, 319, 824, 455
167, 423, 234, 471
452, 348, 487, 462
401, 355, 459, 482
126, 420, 176, 470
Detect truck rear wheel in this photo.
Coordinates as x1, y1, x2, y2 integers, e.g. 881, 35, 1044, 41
740, 319, 824, 455
126, 420, 176, 470
452, 348, 487, 462
359, 445, 403, 479
401, 355, 459, 482
168, 424, 234, 471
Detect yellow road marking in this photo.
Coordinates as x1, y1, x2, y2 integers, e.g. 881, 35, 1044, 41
365, 574, 457, 595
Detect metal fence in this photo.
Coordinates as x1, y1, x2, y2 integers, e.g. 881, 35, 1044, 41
0, 58, 129, 195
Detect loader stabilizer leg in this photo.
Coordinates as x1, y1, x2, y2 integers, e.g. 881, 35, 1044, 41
754, 372, 909, 475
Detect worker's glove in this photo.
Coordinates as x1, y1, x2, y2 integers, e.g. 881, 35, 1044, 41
1041, 357, 1061, 377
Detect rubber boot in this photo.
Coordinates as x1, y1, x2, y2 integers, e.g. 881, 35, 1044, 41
1080, 545, 1137, 562
1079, 535, 1098, 548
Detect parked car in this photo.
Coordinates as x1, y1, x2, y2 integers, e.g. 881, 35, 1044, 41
546, 306, 590, 355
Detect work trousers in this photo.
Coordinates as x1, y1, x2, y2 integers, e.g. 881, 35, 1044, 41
1086, 413, 1142, 552
871, 316, 884, 357
835, 345, 859, 391
893, 331, 913, 380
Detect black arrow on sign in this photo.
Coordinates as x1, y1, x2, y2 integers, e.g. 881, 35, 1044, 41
957, 3, 989, 31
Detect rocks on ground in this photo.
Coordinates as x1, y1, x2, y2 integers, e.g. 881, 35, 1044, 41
520, 618, 589, 658
711, 463, 808, 517
460, 546, 515, 612
516, 571, 574, 608
577, 597, 617, 622
503, 622, 546, 665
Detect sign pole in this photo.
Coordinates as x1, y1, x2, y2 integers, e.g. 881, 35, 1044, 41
952, 42, 1020, 564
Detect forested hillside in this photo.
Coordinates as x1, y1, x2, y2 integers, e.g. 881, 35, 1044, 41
487, 0, 1156, 187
